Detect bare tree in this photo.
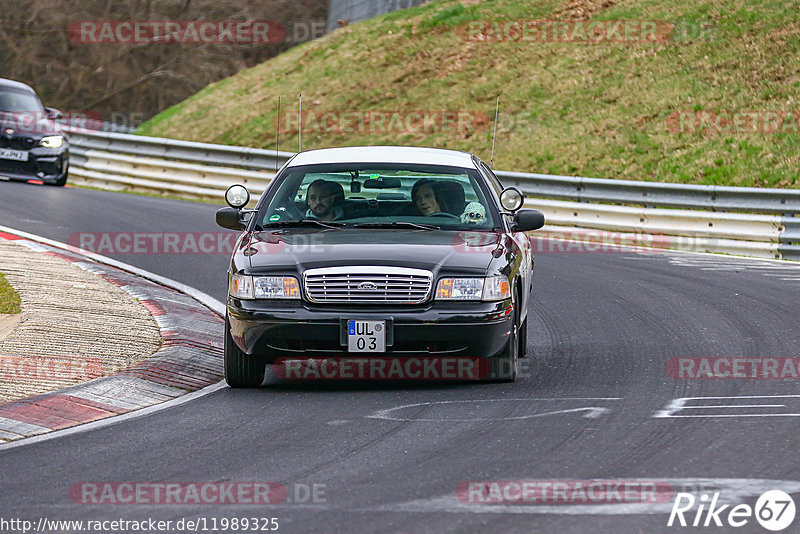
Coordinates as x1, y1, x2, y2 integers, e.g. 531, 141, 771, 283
0, 0, 328, 126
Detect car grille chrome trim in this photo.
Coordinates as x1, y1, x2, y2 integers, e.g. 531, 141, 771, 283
303, 266, 432, 303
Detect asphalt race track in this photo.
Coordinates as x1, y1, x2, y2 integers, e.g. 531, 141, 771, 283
2, 180, 800, 533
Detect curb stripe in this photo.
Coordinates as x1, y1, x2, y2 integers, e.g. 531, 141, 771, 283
0, 228, 225, 444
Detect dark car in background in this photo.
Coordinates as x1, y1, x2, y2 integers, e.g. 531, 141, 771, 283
0, 78, 68, 186
216, 146, 545, 386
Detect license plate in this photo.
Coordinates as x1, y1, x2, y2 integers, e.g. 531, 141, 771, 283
0, 148, 28, 161
347, 320, 386, 352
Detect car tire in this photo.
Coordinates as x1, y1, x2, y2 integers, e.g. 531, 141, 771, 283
224, 315, 266, 388
518, 316, 528, 358
48, 165, 68, 187
487, 314, 518, 382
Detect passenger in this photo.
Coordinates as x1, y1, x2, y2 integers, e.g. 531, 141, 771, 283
305, 179, 345, 221
411, 179, 466, 216
411, 179, 440, 216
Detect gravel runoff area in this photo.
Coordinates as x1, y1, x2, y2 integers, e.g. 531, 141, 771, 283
0, 238, 162, 403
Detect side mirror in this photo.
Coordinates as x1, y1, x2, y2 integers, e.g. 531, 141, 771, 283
500, 186, 524, 212
512, 209, 545, 232
216, 207, 246, 231
45, 107, 63, 120
225, 184, 251, 208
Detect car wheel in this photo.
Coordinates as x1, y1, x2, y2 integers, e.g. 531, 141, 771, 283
224, 315, 266, 388
518, 316, 528, 358
47, 165, 68, 187
487, 314, 518, 382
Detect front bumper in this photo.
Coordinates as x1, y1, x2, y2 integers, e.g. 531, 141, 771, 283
228, 298, 514, 362
0, 146, 68, 183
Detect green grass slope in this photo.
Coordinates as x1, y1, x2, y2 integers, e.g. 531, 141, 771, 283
138, 0, 800, 188
0, 273, 21, 314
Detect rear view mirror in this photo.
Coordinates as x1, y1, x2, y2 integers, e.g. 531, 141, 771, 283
216, 207, 246, 231
512, 209, 545, 232
364, 177, 402, 189
45, 107, 63, 120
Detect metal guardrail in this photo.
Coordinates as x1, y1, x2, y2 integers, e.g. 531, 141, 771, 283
65, 129, 800, 261
495, 170, 800, 215
69, 129, 294, 172
327, 0, 432, 32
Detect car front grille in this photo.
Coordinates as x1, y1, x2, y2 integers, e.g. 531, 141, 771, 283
0, 158, 36, 175
0, 135, 36, 150
303, 266, 432, 304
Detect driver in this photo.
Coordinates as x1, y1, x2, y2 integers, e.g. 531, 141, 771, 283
305, 179, 345, 221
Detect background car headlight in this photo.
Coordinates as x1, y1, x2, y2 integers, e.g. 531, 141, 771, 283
39, 135, 64, 148
229, 274, 300, 299
435, 275, 510, 301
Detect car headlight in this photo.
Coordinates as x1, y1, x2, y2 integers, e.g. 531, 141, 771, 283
229, 274, 300, 299
435, 275, 511, 301
40, 135, 64, 148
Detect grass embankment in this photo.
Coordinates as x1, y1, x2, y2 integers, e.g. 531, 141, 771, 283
0, 273, 21, 314
138, 0, 800, 188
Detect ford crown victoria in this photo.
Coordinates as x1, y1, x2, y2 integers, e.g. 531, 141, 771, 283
216, 146, 545, 386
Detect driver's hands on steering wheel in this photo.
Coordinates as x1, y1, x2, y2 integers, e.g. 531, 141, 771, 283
427, 212, 460, 219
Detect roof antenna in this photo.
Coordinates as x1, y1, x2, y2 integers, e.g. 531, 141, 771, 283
275, 96, 281, 171
298, 94, 302, 153
490, 95, 500, 169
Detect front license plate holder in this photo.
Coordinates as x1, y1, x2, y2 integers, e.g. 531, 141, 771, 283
0, 148, 28, 161
340, 318, 393, 352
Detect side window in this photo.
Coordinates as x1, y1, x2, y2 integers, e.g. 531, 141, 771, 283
478, 161, 504, 197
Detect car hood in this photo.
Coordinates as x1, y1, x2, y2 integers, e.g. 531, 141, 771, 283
0, 111, 61, 136
244, 228, 503, 275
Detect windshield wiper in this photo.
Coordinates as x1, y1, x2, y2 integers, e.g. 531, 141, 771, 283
263, 219, 346, 229
353, 221, 440, 230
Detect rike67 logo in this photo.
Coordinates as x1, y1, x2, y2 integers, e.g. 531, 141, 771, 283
668, 490, 796, 531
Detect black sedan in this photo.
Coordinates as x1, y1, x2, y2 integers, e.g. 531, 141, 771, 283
216, 146, 545, 386
0, 78, 69, 186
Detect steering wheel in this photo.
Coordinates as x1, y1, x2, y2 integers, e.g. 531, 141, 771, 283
428, 212, 460, 219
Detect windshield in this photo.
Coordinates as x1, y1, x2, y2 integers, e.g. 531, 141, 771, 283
257, 163, 498, 230
0, 87, 44, 113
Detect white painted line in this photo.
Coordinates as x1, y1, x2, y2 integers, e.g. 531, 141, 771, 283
377, 478, 800, 516
0, 417, 51, 437
679, 404, 785, 409
368, 398, 621, 422
654, 395, 800, 418
0, 381, 227, 452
